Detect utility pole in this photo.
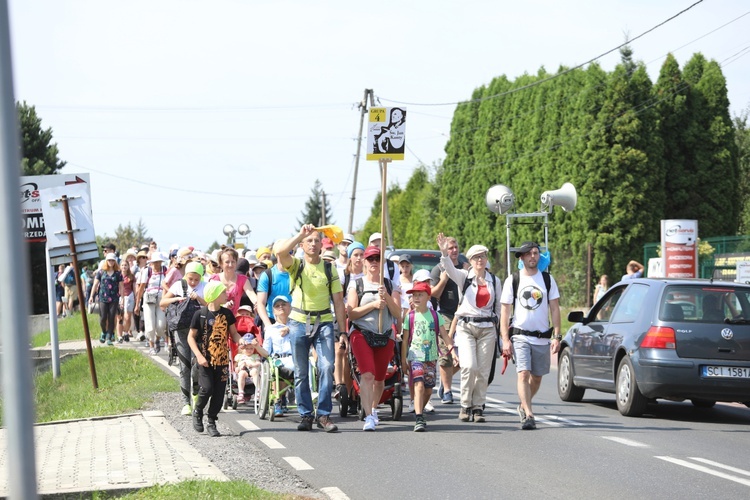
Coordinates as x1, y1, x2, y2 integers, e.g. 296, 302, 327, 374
320, 190, 327, 226
348, 89, 375, 234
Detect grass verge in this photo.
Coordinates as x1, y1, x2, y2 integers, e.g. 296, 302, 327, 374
31, 313, 102, 347
85, 480, 298, 499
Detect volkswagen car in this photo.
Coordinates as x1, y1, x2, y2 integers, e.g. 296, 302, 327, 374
558, 278, 750, 416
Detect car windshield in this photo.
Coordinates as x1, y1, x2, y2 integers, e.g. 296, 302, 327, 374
660, 285, 750, 323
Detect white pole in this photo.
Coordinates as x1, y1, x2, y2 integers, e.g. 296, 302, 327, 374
0, 1, 39, 497
45, 246, 61, 378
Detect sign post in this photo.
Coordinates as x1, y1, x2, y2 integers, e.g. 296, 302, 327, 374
660, 220, 698, 278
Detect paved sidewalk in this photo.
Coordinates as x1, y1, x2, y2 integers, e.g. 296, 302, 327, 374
0, 411, 227, 496
1, 339, 227, 496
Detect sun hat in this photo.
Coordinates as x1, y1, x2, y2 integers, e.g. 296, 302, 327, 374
466, 245, 489, 260
347, 242, 365, 258
136, 250, 148, 260
203, 281, 226, 304
105, 252, 117, 261
515, 241, 540, 258
322, 249, 336, 262
252, 260, 268, 270
407, 281, 432, 296
185, 261, 204, 277
363, 246, 381, 260
208, 249, 221, 265
342, 233, 355, 244
147, 251, 168, 264
368, 232, 382, 245
413, 269, 431, 283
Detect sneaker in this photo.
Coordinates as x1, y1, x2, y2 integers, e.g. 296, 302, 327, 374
206, 418, 221, 437
181, 404, 192, 416
192, 411, 204, 433
517, 405, 527, 423
274, 404, 284, 417
139, 334, 146, 342
363, 415, 376, 431
371, 409, 379, 426
148, 348, 157, 356
316, 415, 338, 433
522, 415, 537, 430
297, 415, 314, 431
123, 334, 130, 342
473, 408, 485, 423
192, 394, 199, 409
154, 343, 161, 354
117, 336, 123, 344
237, 394, 246, 404
424, 402, 435, 413
407, 402, 415, 413
99, 333, 106, 344
348, 400, 358, 415
438, 384, 444, 400
459, 407, 471, 422
106, 336, 113, 346
414, 415, 427, 432
441, 390, 454, 404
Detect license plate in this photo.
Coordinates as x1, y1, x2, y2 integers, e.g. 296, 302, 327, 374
702, 366, 750, 378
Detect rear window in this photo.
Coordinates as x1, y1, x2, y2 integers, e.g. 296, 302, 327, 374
660, 285, 750, 322
407, 254, 440, 272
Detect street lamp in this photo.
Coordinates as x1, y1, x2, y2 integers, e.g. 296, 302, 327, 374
223, 223, 251, 247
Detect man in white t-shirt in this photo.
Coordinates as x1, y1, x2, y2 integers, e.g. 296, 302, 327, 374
500, 241, 561, 431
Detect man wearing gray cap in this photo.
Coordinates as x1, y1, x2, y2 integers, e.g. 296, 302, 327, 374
500, 241, 561, 430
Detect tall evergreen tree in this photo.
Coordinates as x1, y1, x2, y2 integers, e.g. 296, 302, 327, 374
18, 101, 66, 176
735, 108, 750, 234
297, 179, 333, 227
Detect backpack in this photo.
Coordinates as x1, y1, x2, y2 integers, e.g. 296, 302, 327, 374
511, 271, 551, 313
354, 277, 393, 305
166, 279, 202, 332
385, 260, 396, 281
406, 308, 442, 356
289, 259, 335, 303
459, 270, 499, 318
64, 270, 76, 286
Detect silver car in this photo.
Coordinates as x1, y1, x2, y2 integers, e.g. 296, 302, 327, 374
558, 278, 750, 416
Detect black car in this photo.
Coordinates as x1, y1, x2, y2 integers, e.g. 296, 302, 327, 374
558, 278, 750, 416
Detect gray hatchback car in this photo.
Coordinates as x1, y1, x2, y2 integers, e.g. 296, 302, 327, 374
558, 278, 750, 416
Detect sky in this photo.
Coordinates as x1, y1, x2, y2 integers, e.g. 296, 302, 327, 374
8, 0, 750, 253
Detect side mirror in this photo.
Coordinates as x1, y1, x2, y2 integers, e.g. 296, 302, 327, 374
568, 311, 585, 323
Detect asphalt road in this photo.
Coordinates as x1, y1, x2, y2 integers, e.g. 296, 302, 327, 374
221, 360, 750, 499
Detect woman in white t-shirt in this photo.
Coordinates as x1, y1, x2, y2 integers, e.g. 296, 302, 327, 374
136, 251, 168, 355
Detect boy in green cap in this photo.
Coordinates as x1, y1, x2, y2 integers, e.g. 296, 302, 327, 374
188, 281, 242, 437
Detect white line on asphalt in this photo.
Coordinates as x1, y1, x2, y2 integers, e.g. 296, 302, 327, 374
655, 456, 750, 487
283, 456, 314, 470
601, 436, 650, 448
237, 420, 260, 431
258, 437, 285, 449
321, 486, 350, 499
689, 458, 750, 477
484, 398, 583, 427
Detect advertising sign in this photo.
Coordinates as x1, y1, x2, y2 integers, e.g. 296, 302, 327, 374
737, 261, 750, 284
20, 174, 91, 242
660, 219, 698, 278
366, 107, 406, 161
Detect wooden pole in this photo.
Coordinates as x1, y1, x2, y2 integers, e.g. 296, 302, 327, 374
378, 157, 390, 331
61, 195, 98, 389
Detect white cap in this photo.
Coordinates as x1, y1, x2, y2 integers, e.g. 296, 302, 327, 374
368, 232, 383, 245
413, 269, 431, 283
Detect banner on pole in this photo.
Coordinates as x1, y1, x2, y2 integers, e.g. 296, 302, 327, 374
366, 107, 406, 161
660, 219, 698, 278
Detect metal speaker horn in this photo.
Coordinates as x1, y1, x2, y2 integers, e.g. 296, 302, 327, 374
485, 184, 515, 214
540, 182, 577, 212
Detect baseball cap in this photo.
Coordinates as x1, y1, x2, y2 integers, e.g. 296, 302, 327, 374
368, 232, 382, 245
399, 254, 412, 263
363, 246, 380, 260
239, 333, 256, 345
515, 241, 540, 258
105, 252, 117, 261
413, 269, 431, 283
321, 237, 334, 250
237, 305, 254, 314
272, 295, 291, 306
407, 281, 432, 296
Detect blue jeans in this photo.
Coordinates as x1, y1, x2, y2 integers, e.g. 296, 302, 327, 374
289, 319, 335, 417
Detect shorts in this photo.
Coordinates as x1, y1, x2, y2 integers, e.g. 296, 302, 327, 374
410, 360, 437, 389
122, 292, 135, 313
437, 313, 454, 367
350, 330, 394, 381
64, 284, 77, 302
512, 336, 551, 376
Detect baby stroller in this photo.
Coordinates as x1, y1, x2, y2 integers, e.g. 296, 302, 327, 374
345, 339, 403, 421
224, 328, 263, 412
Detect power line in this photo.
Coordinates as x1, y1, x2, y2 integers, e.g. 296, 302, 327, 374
377, 0, 707, 107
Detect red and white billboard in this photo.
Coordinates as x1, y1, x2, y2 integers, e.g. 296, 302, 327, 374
661, 219, 698, 278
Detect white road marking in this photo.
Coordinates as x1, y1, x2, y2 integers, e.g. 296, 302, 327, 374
283, 456, 314, 470
321, 486, 350, 499
258, 437, 285, 449
237, 419, 260, 431
656, 456, 750, 487
601, 436, 650, 448
484, 397, 583, 427
689, 458, 750, 477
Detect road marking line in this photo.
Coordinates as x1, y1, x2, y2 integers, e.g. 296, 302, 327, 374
258, 437, 285, 449
601, 436, 650, 448
283, 456, 313, 470
321, 486, 350, 499
237, 420, 260, 431
484, 400, 581, 427
689, 458, 750, 477
656, 456, 750, 487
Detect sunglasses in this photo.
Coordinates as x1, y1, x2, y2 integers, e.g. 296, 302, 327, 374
365, 256, 381, 262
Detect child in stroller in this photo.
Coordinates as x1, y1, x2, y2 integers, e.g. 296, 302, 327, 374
226, 305, 266, 409
234, 334, 267, 404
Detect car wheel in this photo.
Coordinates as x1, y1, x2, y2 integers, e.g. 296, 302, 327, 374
558, 348, 585, 402
616, 357, 647, 417
690, 398, 716, 409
